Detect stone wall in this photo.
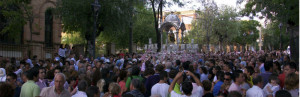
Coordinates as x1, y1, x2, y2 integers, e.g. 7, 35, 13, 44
17, 0, 61, 59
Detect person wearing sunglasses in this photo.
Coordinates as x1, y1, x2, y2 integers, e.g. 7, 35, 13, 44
6, 73, 21, 97
219, 72, 233, 96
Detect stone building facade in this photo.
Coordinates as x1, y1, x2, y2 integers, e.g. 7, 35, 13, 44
0, 0, 62, 60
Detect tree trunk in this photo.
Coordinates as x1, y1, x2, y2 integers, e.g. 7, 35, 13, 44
86, 38, 94, 57
129, 1, 133, 54
151, 0, 161, 52
29, 19, 33, 58
129, 20, 133, 54
220, 41, 223, 52
289, 26, 299, 63
242, 44, 245, 52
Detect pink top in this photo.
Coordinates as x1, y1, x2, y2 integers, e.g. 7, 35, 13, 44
118, 80, 126, 95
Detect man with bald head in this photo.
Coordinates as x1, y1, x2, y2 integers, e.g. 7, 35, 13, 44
40, 73, 71, 97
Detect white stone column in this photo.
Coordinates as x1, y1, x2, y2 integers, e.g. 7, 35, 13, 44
176, 29, 179, 44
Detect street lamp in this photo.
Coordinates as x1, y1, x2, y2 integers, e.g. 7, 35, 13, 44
258, 31, 262, 51
129, 6, 135, 54
91, 0, 101, 58
243, 32, 246, 52
278, 23, 282, 52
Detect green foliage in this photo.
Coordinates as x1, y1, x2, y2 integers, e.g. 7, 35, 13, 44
240, 0, 298, 27
56, 0, 148, 54
56, 0, 144, 39
0, 0, 31, 42
98, 7, 157, 49
187, 5, 262, 51
213, 6, 240, 44
132, 8, 156, 47
262, 21, 289, 50
187, 18, 205, 44
187, 6, 241, 46
56, 0, 93, 35
232, 20, 261, 45
61, 32, 86, 45
240, 0, 298, 63
187, 5, 218, 45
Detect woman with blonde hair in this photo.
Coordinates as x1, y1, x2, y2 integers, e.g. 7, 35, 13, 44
97, 79, 106, 97
103, 82, 121, 97
284, 73, 299, 97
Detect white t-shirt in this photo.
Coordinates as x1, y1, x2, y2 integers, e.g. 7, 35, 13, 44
200, 73, 209, 82
151, 83, 169, 97
246, 85, 265, 97
58, 48, 66, 57
170, 85, 204, 97
72, 91, 87, 97
263, 83, 280, 97
213, 75, 217, 82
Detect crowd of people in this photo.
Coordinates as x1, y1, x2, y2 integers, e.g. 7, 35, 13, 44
0, 46, 298, 97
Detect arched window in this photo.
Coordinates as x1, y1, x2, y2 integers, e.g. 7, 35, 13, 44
45, 8, 53, 47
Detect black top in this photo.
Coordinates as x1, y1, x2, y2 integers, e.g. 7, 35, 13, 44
203, 93, 214, 97
14, 86, 21, 97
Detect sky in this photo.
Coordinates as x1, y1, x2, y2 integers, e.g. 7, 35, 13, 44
163, 0, 266, 27
164, 0, 240, 11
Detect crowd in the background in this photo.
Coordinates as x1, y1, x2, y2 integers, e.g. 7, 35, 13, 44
0, 45, 298, 97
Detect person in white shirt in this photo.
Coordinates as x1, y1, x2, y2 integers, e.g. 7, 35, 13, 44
151, 71, 169, 97
199, 67, 209, 82
58, 45, 66, 64
24, 56, 33, 68
263, 74, 280, 97
246, 75, 265, 97
49, 67, 69, 90
164, 62, 172, 73
58, 45, 66, 57
72, 80, 88, 97
228, 70, 244, 94
76, 55, 84, 66
168, 71, 204, 97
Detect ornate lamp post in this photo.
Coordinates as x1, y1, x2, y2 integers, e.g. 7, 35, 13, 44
91, 0, 100, 58
278, 23, 282, 51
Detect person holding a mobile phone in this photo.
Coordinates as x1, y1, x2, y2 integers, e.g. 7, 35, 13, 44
168, 71, 204, 97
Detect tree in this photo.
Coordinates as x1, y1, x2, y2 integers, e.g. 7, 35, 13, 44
56, 0, 144, 56
240, 0, 299, 63
96, 6, 157, 50
213, 5, 240, 51
132, 8, 156, 48
149, 0, 184, 52
187, 13, 205, 45
0, 0, 33, 43
187, 1, 218, 52
262, 21, 289, 50
188, 4, 240, 52
61, 32, 86, 45
232, 20, 261, 51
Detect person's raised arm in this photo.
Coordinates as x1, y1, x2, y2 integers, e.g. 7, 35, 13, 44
168, 72, 183, 93
186, 71, 202, 86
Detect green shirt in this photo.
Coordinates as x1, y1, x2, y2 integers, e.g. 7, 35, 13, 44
174, 83, 182, 94
20, 80, 40, 97
125, 75, 144, 89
